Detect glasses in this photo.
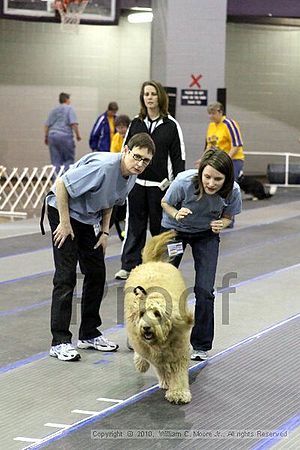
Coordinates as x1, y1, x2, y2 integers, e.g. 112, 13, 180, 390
129, 150, 152, 167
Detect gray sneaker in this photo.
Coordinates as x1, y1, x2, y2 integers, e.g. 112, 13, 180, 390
190, 350, 208, 361
77, 335, 119, 352
115, 269, 130, 280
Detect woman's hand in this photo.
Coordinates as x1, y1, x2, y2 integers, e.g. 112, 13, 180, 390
53, 223, 74, 248
211, 216, 232, 233
210, 219, 225, 233
174, 208, 193, 221
94, 233, 108, 252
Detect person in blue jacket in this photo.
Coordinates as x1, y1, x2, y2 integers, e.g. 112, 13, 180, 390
89, 101, 118, 152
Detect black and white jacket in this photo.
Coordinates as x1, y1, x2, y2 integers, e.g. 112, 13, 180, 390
124, 115, 186, 183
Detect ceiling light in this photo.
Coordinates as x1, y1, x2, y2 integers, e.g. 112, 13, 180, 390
130, 7, 152, 12
128, 12, 153, 23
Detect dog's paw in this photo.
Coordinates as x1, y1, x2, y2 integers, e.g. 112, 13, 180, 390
165, 389, 192, 404
134, 354, 150, 373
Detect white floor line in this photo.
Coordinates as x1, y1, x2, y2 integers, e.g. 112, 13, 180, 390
71, 409, 101, 415
44, 423, 70, 429
96, 397, 123, 403
14, 437, 42, 443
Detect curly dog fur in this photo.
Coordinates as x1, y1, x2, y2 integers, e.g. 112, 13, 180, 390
124, 231, 193, 404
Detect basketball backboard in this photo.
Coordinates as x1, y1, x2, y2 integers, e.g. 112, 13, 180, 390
0, 0, 119, 24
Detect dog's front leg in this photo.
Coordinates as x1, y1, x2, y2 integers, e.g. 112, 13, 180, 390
134, 353, 150, 373
155, 367, 170, 390
165, 363, 191, 404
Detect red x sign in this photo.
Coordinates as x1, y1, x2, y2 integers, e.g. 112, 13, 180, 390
189, 74, 202, 89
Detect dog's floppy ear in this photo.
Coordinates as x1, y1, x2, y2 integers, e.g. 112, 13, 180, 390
133, 286, 147, 299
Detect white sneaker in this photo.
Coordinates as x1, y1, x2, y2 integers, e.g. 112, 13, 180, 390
269, 185, 277, 195
115, 269, 130, 280
49, 343, 81, 361
190, 350, 208, 361
77, 335, 119, 352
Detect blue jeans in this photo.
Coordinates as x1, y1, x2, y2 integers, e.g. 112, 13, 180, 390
48, 133, 75, 173
162, 228, 220, 351
232, 159, 244, 181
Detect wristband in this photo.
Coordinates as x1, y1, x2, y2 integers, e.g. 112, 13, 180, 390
103, 231, 109, 236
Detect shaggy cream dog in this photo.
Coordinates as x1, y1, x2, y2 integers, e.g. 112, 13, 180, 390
124, 231, 193, 404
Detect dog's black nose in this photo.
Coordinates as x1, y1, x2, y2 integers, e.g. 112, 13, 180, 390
143, 326, 151, 332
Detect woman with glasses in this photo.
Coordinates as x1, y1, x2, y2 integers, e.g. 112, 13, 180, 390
115, 80, 186, 281
45, 133, 155, 361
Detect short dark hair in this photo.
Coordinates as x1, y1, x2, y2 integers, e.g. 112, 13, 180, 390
115, 115, 130, 128
107, 101, 119, 112
127, 132, 156, 156
59, 92, 70, 104
139, 81, 169, 119
194, 147, 234, 198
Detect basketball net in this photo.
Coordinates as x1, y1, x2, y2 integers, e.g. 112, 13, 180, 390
53, 0, 89, 32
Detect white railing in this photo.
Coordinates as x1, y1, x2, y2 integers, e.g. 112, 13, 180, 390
244, 151, 300, 187
0, 165, 64, 217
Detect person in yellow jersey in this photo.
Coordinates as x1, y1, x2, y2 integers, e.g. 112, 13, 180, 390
206, 102, 245, 180
110, 115, 131, 153
110, 114, 131, 240
89, 101, 118, 152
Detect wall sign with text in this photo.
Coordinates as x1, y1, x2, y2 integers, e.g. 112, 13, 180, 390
181, 89, 208, 106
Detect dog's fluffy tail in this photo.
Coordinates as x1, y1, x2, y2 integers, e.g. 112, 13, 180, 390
142, 230, 177, 264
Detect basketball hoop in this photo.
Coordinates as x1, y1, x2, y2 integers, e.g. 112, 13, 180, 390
53, 0, 89, 32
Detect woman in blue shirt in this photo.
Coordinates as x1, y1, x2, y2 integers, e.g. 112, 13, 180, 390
47, 133, 155, 362
161, 148, 242, 361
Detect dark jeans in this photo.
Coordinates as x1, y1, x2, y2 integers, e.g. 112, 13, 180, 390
162, 228, 220, 351
121, 183, 164, 271
232, 159, 244, 181
48, 206, 106, 346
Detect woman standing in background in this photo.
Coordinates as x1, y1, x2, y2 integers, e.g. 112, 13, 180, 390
115, 80, 186, 280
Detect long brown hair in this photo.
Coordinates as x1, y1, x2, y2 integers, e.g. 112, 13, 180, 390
193, 148, 234, 199
138, 81, 169, 119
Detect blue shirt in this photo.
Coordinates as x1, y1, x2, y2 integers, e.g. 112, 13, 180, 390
46, 104, 78, 137
161, 169, 242, 233
47, 152, 137, 225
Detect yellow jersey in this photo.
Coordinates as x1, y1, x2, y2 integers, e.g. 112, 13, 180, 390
110, 132, 123, 153
206, 115, 244, 160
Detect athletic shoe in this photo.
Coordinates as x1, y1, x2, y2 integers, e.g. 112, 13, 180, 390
269, 185, 278, 195
77, 335, 119, 352
190, 350, 208, 361
115, 269, 130, 280
49, 343, 81, 362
